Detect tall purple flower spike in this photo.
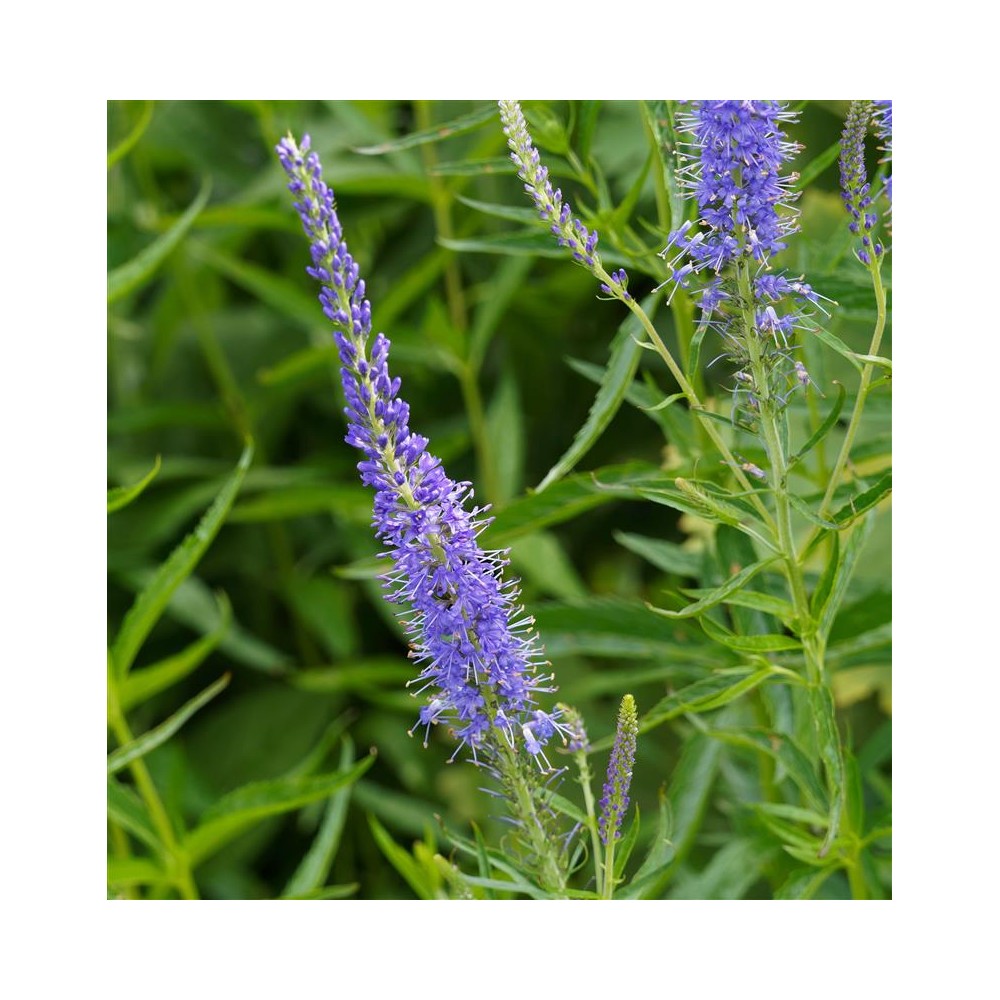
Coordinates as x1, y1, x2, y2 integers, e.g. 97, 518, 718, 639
658, 101, 821, 413
276, 134, 568, 767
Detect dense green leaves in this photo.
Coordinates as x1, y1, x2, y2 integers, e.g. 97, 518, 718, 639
107, 100, 890, 901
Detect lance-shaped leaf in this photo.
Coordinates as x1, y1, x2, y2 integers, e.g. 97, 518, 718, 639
184, 753, 375, 866
647, 556, 779, 619
107, 456, 161, 513
108, 674, 230, 775
536, 296, 658, 492
353, 105, 497, 155
111, 441, 253, 679
107, 178, 211, 303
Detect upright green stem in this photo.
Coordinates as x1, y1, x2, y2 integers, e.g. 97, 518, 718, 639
573, 749, 604, 896
595, 262, 776, 534
108, 666, 199, 900
819, 259, 887, 516
602, 839, 617, 900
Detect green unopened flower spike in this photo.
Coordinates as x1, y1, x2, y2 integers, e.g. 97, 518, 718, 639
599, 694, 638, 845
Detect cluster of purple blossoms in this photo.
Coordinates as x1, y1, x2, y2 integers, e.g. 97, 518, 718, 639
659, 101, 821, 414
276, 134, 568, 767
839, 101, 885, 266
598, 694, 637, 845
499, 100, 630, 300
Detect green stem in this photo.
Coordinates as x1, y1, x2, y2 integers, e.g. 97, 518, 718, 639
819, 258, 888, 517
574, 749, 604, 896
602, 839, 617, 900
595, 262, 776, 534
108, 666, 199, 900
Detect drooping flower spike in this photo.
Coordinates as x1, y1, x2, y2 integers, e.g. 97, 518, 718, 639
276, 134, 568, 766
499, 100, 630, 301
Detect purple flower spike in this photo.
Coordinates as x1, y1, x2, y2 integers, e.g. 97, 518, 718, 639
276, 134, 568, 766
598, 694, 638, 845
661, 100, 803, 284
660, 101, 821, 418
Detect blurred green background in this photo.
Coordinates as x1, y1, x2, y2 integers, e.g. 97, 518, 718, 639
107, 100, 890, 899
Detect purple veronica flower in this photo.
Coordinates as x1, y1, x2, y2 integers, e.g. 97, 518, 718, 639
499, 100, 630, 299
276, 134, 567, 766
660, 101, 820, 414
661, 101, 803, 282
598, 694, 638, 845
839, 101, 884, 265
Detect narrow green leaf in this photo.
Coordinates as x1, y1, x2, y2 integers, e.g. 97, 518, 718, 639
111, 441, 253, 678
648, 556, 779, 619
614, 806, 641, 880
107, 100, 154, 169
353, 105, 497, 154
614, 531, 703, 577
120, 592, 232, 711
108, 674, 230, 775
107, 856, 168, 889
636, 668, 776, 737
817, 511, 876, 642
790, 381, 846, 468
107, 456, 161, 513
788, 492, 843, 531
456, 194, 538, 225
686, 320, 711, 384
185, 752, 375, 866
488, 463, 660, 545
680, 586, 797, 623
709, 728, 827, 811
793, 139, 841, 191
810, 683, 846, 858
283, 738, 358, 898
536, 296, 656, 492
468, 255, 534, 371
280, 883, 360, 900
832, 471, 892, 525
189, 241, 319, 327
107, 179, 211, 303
429, 157, 517, 177
257, 344, 338, 386
776, 866, 836, 899
485, 367, 524, 505
699, 615, 802, 652
439, 232, 629, 267
367, 814, 439, 899
618, 786, 675, 899
107, 777, 163, 854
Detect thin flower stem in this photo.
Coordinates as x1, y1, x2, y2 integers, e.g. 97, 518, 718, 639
596, 262, 777, 534
573, 749, 604, 896
818, 258, 887, 517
